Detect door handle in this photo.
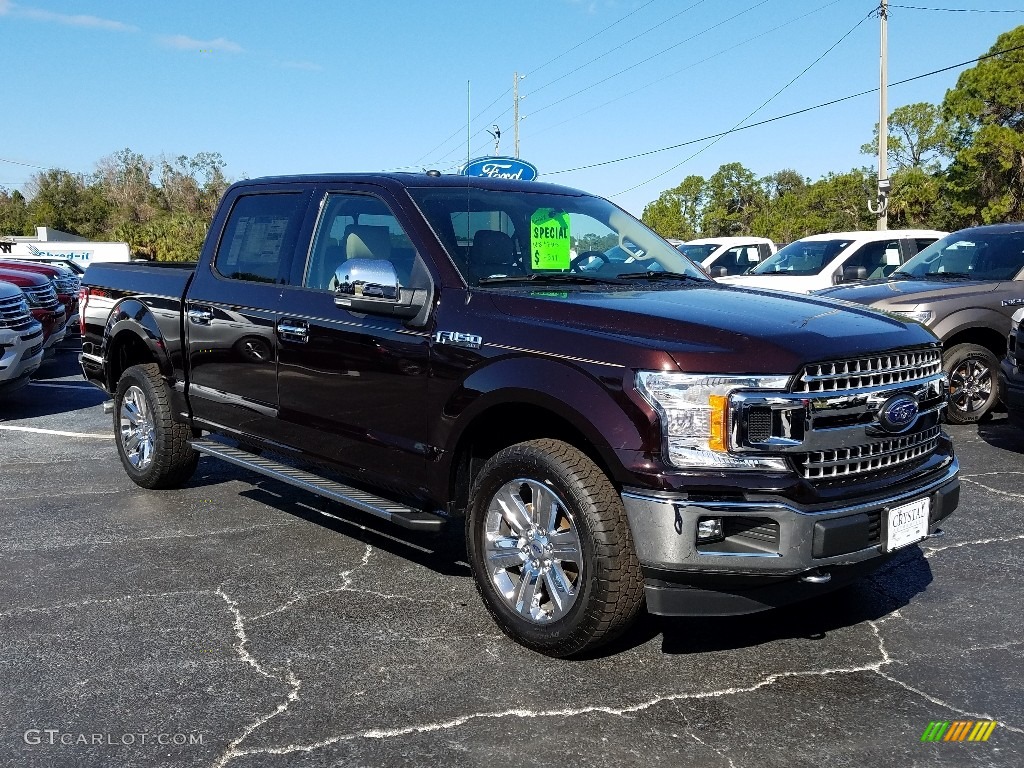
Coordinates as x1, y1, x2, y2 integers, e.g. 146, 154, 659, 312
278, 321, 309, 342
188, 308, 213, 325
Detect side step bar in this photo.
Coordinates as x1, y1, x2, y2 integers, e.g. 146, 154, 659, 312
189, 439, 445, 532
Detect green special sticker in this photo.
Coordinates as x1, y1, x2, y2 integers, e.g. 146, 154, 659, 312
529, 209, 571, 270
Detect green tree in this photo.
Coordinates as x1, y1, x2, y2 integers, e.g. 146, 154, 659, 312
860, 102, 950, 172
701, 163, 764, 236
0, 188, 30, 236
25, 169, 110, 238
942, 25, 1024, 224
95, 148, 157, 228
641, 174, 705, 240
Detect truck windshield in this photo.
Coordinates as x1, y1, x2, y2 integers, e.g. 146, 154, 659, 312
894, 231, 1024, 281
748, 239, 853, 276
407, 187, 707, 287
676, 243, 718, 261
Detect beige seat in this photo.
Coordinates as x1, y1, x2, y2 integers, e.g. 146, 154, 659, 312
344, 224, 392, 261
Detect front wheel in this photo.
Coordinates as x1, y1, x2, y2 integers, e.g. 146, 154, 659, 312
114, 363, 198, 489
944, 343, 1001, 424
466, 439, 644, 657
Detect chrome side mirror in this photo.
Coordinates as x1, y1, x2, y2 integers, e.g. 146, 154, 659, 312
334, 258, 400, 300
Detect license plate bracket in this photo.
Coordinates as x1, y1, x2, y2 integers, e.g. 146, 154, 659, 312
885, 497, 931, 552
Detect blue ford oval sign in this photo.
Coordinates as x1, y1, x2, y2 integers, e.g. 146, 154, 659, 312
878, 394, 919, 432
460, 156, 538, 181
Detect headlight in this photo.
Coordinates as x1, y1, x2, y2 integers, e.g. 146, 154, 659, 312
891, 309, 933, 325
636, 372, 791, 470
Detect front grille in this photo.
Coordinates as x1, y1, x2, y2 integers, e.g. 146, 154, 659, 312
795, 348, 942, 393
724, 517, 780, 547
54, 274, 80, 294
798, 426, 942, 481
867, 510, 882, 546
746, 407, 772, 443
0, 293, 34, 331
21, 284, 60, 311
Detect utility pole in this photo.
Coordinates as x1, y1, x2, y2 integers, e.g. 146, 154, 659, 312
869, 0, 890, 230
513, 72, 521, 158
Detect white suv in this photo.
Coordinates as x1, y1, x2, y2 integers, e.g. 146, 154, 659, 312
676, 236, 776, 278
718, 229, 947, 293
0, 281, 44, 395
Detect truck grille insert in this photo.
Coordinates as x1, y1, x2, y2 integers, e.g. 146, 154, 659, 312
799, 426, 941, 481
54, 274, 81, 294
0, 294, 34, 330
795, 348, 942, 393
21, 284, 61, 311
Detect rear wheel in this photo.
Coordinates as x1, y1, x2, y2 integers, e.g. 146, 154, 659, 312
114, 363, 198, 488
944, 344, 1001, 424
466, 439, 644, 657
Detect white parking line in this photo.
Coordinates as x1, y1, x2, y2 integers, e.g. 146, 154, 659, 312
0, 425, 114, 439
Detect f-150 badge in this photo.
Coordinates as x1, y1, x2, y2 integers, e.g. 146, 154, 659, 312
434, 331, 482, 349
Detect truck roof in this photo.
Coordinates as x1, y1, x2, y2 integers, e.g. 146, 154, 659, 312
228, 172, 590, 197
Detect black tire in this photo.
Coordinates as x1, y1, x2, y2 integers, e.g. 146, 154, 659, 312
113, 363, 198, 489
944, 343, 1001, 424
466, 439, 644, 657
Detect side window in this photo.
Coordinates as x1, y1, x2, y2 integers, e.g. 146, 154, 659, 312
215, 193, 306, 284
305, 193, 416, 290
915, 238, 938, 254
844, 240, 900, 279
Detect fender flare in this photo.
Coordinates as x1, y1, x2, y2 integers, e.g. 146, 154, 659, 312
102, 298, 174, 384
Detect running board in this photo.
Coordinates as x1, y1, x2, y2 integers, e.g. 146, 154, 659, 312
189, 439, 445, 532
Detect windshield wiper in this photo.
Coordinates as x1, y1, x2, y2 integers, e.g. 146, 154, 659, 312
615, 271, 707, 283
888, 271, 921, 280
925, 271, 974, 279
477, 273, 620, 285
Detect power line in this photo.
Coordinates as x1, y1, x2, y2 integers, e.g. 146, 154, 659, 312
546, 40, 1024, 178
889, 3, 1024, 11
528, 0, 773, 120
529, 0, 845, 140
407, 0, 660, 169
0, 157, 49, 170
613, 6, 873, 195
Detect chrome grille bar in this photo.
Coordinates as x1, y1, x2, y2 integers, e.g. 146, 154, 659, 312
21, 284, 60, 310
0, 294, 34, 330
800, 426, 941, 481
796, 348, 942, 393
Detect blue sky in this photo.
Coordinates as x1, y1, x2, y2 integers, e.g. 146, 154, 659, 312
2, 0, 1023, 217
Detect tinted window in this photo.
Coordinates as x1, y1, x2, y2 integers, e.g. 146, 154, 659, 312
750, 239, 854, 276
843, 239, 902, 279
304, 193, 417, 290
215, 193, 306, 284
898, 231, 1024, 280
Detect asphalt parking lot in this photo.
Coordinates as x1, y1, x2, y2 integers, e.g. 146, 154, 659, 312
1, 348, 1022, 768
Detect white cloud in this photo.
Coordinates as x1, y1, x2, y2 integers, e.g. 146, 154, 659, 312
159, 34, 243, 53
2, 1, 137, 31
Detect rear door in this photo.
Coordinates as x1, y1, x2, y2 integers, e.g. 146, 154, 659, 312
185, 184, 315, 441
274, 184, 433, 499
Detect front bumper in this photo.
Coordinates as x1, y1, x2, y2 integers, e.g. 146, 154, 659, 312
0, 327, 44, 393
621, 459, 959, 616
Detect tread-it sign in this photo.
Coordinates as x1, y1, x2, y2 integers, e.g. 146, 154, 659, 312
529, 209, 571, 270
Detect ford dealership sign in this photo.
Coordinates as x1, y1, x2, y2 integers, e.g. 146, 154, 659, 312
460, 156, 538, 181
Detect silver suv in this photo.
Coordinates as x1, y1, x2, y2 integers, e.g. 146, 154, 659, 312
0, 280, 44, 395
816, 223, 1024, 424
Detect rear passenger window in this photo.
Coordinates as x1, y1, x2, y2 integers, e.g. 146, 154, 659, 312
215, 193, 306, 284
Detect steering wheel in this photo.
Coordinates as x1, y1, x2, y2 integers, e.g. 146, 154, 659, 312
570, 250, 610, 272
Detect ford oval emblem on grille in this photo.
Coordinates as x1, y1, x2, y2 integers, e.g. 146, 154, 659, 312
878, 394, 919, 432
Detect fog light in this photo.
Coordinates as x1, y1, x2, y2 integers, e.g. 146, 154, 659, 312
696, 517, 724, 543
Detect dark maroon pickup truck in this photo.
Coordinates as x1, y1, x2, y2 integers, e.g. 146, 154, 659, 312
81, 173, 959, 656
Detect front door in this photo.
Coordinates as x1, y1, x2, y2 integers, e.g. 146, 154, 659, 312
275, 186, 432, 501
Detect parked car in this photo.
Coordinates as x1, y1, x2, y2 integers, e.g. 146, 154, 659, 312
82, 172, 958, 657
0, 281, 44, 394
719, 229, 947, 293
0, 266, 67, 356
0, 259, 81, 337
3, 255, 86, 275
676, 236, 777, 277
817, 223, 1024, 423
998, 306, 1024, 429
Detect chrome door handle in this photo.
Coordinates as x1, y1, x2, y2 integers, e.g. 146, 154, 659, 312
278, 322, 309, 341
187, 308, 213, 325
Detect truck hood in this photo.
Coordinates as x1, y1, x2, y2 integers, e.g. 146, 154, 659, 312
485, 285, 936, 375
815, 278, 997, 307
716, 274, 820, 293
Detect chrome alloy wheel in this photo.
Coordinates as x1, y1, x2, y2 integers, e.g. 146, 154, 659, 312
483, 478, 584, 624
949, 358, 994, 416
119, 385, 155, 470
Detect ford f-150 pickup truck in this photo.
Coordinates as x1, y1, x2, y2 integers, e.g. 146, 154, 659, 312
81, 173, 960, 656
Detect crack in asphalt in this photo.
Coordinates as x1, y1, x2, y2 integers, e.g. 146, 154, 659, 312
959, 475, 1024, 500
1, 523, 297, 553
215, 533, 1024, 763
